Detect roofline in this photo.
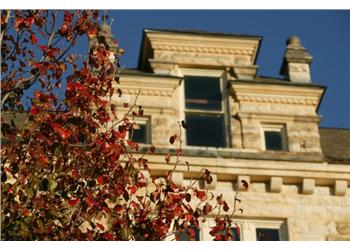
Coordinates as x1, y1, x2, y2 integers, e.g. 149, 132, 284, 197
137, 29, 147, 70
317, 85, 327, 113
229, 78, 327, 89
319, 127, 350, 130
143, 28, 262, 40
254, 36, 263, 65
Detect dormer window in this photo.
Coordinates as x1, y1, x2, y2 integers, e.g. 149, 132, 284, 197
261, 124, 288, 151
184, 76, 226, 148
132, 118, 151, 144
264, 131, 283, 150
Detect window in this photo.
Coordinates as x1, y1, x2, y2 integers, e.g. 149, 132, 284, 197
264, 131, 283, 150
131, 118, 151, 144
256, 228, 280, 241
200, 218, 287, 241
184, 76, 226, 147
261, 124, 287, 151
214, 227, 241, 241
176, 227, 200, 241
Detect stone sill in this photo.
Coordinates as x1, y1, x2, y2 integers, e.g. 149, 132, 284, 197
138, 145, 325, 163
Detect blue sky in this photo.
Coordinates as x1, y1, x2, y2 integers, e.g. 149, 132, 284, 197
108, 10, 350, 129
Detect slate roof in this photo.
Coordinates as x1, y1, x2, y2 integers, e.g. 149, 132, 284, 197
319, 128, 350, 164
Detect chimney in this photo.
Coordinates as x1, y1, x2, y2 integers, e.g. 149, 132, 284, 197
280, 36, 313, 83
89, 20, 124, 75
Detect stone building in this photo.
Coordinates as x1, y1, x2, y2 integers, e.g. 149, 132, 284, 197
107, 27, 350, 240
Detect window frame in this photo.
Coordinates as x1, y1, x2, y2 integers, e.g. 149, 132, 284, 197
129, 116, 151, 145
261, 123, 288, 151
179, 69, 230, 148
200, 217, 288, 241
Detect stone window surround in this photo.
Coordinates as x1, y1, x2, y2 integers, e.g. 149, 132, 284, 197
260, 123, 288, 151
199, 217, 288, 241
128, 116, 152, 145
177, 68, 231, 148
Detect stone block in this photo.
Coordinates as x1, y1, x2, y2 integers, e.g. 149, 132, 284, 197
139, 170, 151, 184
270, 177, 283, 193
302, 178, 315, 194
237, 175, 250, 191
204, 173, 217, 190
334, 180, 347, 196
171, 172, 184, 187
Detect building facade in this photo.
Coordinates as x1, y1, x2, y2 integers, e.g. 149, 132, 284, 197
109, 28, 350, 240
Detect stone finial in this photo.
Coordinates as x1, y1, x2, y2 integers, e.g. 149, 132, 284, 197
280, 36, 313, 83
89, 20, 124, 59
89, 20, 124, 75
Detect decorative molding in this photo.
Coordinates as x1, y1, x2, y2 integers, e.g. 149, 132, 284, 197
122, 87, 174, 97
236, 95, 319, 106
151, 44, 255, 56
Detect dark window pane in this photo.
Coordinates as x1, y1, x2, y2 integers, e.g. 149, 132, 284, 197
186, 114, 225, 147
177, 228, 200, 241
256, 228, 280, 241
231, 228, 241, 241
185, 76, 222, 110
133, 124, 149, 144
264, 131, 283, 150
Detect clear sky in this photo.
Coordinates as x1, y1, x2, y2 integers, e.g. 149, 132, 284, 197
108, 10, 350, 129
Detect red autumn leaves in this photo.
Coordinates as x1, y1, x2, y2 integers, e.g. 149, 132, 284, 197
50, 122, 71, 140
68, 198, 80, 207
1, 10, 246, 241
169, 134, 177, 145
14, 16, 34, 31
38, 45, 61, 59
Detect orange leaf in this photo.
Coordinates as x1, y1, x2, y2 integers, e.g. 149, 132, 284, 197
30, 106, 40, 115
30, 33, 38, 45
165, 153, 171, 164
127, 185, 137, 195
85, 197, 96, 207
96, 223, 105, 231
169, 134, 177, 144
97, 175, 104, 185
196, 190, 206, 201
68, 198, 80, 207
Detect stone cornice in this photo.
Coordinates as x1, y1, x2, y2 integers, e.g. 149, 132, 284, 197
119, 74, 180, 97
230, 81, 325, 109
